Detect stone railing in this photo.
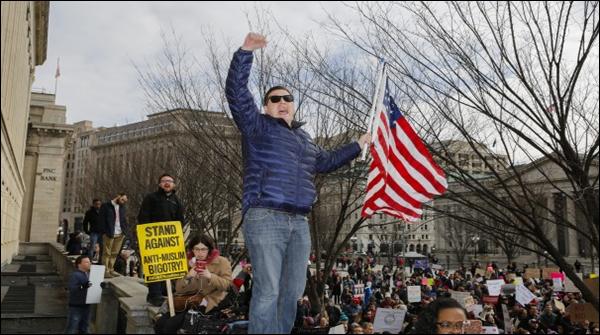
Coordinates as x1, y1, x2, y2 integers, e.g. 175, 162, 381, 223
19, 242, 158, 334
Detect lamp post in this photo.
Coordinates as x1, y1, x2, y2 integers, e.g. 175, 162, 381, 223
471, 235, 480, 262
543, 250, 549, 267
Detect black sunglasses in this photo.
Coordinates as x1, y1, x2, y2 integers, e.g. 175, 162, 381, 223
268, 94, 294, 104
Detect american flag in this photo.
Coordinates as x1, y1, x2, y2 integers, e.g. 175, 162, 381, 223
362, 78, 447, 221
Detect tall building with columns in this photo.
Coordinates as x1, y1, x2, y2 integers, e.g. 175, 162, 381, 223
1, 1, 49, 266
19, 92, 73, 242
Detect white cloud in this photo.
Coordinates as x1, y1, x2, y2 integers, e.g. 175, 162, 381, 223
32, 1, 355, 127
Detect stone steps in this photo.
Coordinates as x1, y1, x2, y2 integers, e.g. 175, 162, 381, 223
1, 254, 68, 334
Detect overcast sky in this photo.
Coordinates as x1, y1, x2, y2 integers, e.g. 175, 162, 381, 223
32, 1, 353, 128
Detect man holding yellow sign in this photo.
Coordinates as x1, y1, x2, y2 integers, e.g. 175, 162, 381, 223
137, 173, 186, 306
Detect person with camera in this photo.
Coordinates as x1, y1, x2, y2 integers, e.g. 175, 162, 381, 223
154, 234, 232, 334
65, 255, 93, 334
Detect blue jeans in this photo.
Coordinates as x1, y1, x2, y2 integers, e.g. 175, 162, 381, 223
88, 232, 103, 259
65, 305, 90, 334
243, 208, 311, 334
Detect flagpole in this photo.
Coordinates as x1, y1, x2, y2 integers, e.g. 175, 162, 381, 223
54, 57, 60, 97
361, 60, 386, 161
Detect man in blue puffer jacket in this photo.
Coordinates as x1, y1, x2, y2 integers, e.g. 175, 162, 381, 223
225, 32, 371, 334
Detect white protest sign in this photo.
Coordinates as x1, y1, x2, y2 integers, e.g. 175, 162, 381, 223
373, 308, 406, 334
329, 325, 346, 334
407, 286, 422, 303
486, 279, 504, 296
85, 264, 105, 304
515, 284, 536, 306
482, 326, 500, 334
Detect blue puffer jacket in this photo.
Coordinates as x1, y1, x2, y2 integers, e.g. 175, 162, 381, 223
226, 49, 361, 216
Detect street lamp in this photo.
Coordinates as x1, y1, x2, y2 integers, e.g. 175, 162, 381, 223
471, 235, 480, 261
543, 250, 549, 267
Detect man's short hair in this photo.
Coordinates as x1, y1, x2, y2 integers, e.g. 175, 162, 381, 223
263, 86, 291, 106
92, 198, 101, 203
75, 255, 90, 266
158, 173, 176, 183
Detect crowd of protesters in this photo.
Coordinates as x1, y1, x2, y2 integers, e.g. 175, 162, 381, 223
293, 255, 599, 334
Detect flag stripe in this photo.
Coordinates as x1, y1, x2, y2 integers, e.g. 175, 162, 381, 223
396, 117, 447, 186
362, 76, 447, 221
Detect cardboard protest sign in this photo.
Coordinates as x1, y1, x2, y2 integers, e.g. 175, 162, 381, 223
373, 308, 406, 334
566, 303, 599, 323
486, 279, 504, 296
137, 221, 187, 283
476, 268, 486, 277
408, 286, 422, 303
85, 264, 105, 304
542, 267, 560, 280
515, 284, 536, 306
464, 320, 483, 334
524, 268, 540, 279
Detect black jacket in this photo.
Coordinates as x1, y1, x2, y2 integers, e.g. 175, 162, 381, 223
100, 200, 128, 238
83, 206, 103, 234
137, 189, 184, 224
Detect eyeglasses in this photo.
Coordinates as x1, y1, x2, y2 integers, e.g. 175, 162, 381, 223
193, 247, 209, 252
436, 321, 468, 330
160, 179, 174, 184
268, 95, 294, 104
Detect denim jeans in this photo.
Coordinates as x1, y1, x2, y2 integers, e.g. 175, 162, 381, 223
65, 305, 90, 334
243, 207, 311, 334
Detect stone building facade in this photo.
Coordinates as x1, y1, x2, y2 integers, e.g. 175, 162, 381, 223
1, 1, 49, 266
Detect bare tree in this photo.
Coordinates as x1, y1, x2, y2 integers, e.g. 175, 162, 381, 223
323, 1, 599, 310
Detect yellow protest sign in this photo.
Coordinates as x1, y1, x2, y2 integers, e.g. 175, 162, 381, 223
137, 221, 187, 283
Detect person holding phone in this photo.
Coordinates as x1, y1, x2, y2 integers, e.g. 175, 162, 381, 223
154, 234, 232, 334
